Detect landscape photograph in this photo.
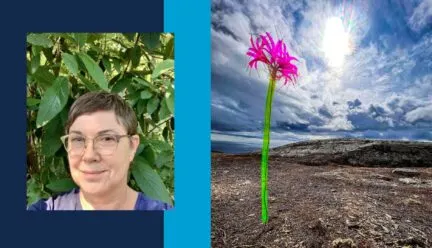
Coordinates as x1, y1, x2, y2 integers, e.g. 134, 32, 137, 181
211, 0, 432, 247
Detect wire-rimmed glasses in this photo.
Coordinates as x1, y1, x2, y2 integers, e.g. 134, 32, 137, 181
60, 133, 130, 156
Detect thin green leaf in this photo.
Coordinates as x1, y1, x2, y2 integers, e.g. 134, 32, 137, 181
140, 33, 161, 50
30, 54, 40, 74
137, 99, 147, 116
142, 146, 156, 165
147, 140, 172, 153
140, 90, 153, 99
111, 78, 132, 93
27, 98, 41, 107
27, 33, 53, 48
32, 66, 55, 90
41, 115, 63, 157
102, 57, 112, 72
62, 53, 79, 76
164, 36, 174, 59
155, 150, 173, 168
133, 77, 153, 88
132, 156, 172, 205
130, 46, 141, 68
152, 59, 174, 79
158, 98, 172, 120
123, 33, 136, 42
77, 75, 101, 91
78, 53, 108, 90
147, 97, 159, 115
165, 91, 174, 114
113, 59, 122, 73
36, 77, 69, 128
73, 33, 88, 48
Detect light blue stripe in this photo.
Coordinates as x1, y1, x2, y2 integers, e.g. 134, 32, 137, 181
164, 0, 211, 247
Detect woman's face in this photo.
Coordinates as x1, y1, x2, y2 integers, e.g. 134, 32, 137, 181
67, 111, 139, 196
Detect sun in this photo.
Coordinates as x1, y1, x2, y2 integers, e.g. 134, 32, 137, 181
322, 17, 352, 67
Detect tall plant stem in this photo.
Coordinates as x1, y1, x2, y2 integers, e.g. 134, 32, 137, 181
261, 76, 276, 224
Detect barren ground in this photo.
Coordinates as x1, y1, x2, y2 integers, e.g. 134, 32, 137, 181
211, 153, 432, 248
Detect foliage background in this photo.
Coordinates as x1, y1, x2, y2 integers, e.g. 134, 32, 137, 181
26, 33, 174, 206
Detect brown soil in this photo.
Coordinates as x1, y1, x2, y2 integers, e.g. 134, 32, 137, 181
211, 153, 432, 248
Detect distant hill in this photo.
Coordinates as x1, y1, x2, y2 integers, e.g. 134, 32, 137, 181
250, 138, 432, 167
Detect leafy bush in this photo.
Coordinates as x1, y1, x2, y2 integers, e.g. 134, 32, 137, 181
26, 33, 174, 206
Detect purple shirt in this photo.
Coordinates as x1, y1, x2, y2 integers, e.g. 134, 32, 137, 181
27, 188, 172, 210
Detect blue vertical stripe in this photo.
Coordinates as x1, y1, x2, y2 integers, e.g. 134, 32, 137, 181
164, 0, 211, 247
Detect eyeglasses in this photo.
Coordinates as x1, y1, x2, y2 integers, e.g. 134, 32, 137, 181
60, 134, 131, 156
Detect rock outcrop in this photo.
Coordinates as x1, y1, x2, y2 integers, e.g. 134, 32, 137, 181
251, 138, 432, 167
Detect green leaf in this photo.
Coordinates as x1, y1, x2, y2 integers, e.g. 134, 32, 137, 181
62, 53, 79, 76
136, 99, 147, 116
59, 104, 69, 127
132, 156, 172, 205
162, 126, 169, 141
73, 33, 88, 48
140, 90, 153, 99
31, 45, 42, 57
30, 54, 40, 74
135, 144, 145, 157
46, 178, 77, 193
111, 78, 132, 93
155, 150, 173, 168
41, 115, 63, 157
142, 145, 156, 165
164, 36, 174, 59
87, 33, 104, 43
36, 77, 69, 128
113, 58, 122, 73
32, 66, 55, 90
126, 91, 141, 106
133, 77, 153, 88
146, 140, 172, 152
102, 57, 112, 72
158, 98, 172, 120
27, 74, 33, 84
27, 98, 40, 107
130, 46, 141, 68
27, 33, 53, 48
147, 97, 159, 115
27, 178, 43, 206
123, 33, 136, 42
78, 53, 108, 90
152, 59, 174, 79
77, 75, 101, 91
140, 33, 161, 50
89, 43, 103, 53
165, 91, 174, 114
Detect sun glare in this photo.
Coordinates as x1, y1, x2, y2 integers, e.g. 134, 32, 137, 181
322, 17, 352, 67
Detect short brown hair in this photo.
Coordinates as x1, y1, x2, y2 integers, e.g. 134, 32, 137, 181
65, 92, 138, 135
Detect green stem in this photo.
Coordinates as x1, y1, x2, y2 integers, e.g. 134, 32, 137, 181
261, 77, 276, 224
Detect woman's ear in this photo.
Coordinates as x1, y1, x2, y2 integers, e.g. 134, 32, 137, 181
129, 134, 140, 162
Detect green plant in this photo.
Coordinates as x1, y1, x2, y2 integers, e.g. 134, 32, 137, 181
26, 33, 174, 206
247, 32, 298, 223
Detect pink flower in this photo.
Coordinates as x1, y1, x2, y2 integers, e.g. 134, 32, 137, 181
247, 32, 298, 85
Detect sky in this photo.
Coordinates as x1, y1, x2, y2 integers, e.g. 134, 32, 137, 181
211, 0, 432, 153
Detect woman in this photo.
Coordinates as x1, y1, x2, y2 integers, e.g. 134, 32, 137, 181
28, 92, 172, 210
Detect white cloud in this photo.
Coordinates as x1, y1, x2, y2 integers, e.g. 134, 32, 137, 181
405, 105, 432, 123
408, 0, 432, 32
211, 0, 432, 135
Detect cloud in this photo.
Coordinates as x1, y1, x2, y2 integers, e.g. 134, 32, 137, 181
408, 0, 432, 32
211, 0, 432, 139
405, 105, 432, 123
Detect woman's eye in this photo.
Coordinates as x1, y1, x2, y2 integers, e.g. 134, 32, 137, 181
101, 136, 116, 142
71, 137, 85, 142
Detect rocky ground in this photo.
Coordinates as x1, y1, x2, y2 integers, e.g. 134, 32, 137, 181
212, 139, 432, 248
